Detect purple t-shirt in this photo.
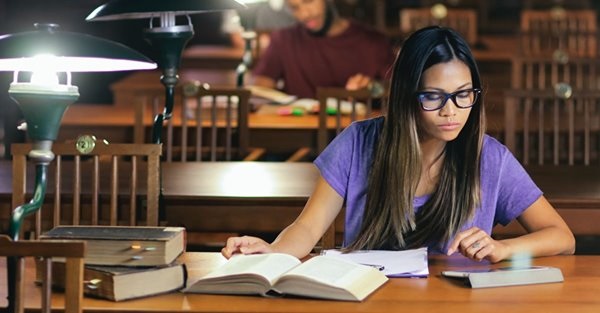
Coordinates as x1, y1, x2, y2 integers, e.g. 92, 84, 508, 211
314, 117, 543, 253
252, 20, 394, 99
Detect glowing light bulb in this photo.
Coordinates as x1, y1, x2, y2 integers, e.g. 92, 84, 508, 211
29, 54, 60, 85
31, 70, 59, 85
431, 4, 448, 20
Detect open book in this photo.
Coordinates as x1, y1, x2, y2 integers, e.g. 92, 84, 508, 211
247, 85, 297, 104
248, 85, 367, 116
183, 253, 388, 301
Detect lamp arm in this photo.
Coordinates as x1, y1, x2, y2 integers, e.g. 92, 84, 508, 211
236, 31, 256, 87
151, 72, 177, 144
6, 163, 47, 313
9, 163, 48, 241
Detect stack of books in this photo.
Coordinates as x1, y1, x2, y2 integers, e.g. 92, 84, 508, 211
39, 225, 186, 301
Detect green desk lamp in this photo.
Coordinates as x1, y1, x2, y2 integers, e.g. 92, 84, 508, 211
86, 0, 247, 144
0, 23, 156, 313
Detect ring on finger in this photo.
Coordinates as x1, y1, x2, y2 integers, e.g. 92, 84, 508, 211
471, 241, 480, 249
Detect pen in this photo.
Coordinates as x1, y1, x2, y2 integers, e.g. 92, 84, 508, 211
360, 263, 385, 271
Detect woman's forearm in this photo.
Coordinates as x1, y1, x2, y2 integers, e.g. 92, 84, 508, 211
500, 225, 575, 260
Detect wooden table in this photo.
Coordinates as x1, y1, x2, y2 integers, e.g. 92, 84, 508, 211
2, 253, 600, 313
1, 161, 599, 239
158, 162, 600, 239
161, 162, 319, 235
181, 45, 245, 69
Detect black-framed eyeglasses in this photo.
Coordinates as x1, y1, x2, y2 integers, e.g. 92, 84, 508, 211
416, 88, 482, 111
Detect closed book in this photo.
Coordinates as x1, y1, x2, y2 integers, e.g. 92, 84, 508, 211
39, 226, 185, 266
38, 260, 187, 301
184, 253, 388, 301
442, 266, 564, 288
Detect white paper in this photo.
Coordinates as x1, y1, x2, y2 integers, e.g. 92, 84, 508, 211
321, 247, 429, 277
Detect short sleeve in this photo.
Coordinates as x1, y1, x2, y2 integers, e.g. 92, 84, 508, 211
313, 125, 358, 198
489, 141, 543, 226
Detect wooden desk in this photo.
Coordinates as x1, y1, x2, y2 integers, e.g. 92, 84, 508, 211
159, 162, 600, 239
181, 45, 244, 69
2, 253, 600, 313
1, 161, 599, 239
161, 162, 319, 234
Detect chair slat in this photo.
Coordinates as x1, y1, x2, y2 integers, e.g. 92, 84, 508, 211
110, 155, 118, 225
92, 156, 99, 225
504, 89, 600, 165
73, 156, 81, 226
172, 84, 256, 162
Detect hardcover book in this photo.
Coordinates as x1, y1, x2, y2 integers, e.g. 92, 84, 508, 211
441, 266, 564, 288
38, 260, 187, 301
183, 253, 388, 301
39, 226, 185, 266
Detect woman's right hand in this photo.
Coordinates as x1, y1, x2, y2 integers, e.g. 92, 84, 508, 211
221, 236, 273, 259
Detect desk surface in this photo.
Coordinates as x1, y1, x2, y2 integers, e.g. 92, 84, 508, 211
1, 253, 599, 313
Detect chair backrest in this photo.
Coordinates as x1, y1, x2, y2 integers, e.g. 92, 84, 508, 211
510, 55, 600, 90
172, 82, 261, 162
249, 29, 272, 65
399, 8, 478, 45
519, 9, 597, 57
11, 141, 161, 239
0, 235, 85, 313
316, 87, 374, 154
504, 89, 600, 165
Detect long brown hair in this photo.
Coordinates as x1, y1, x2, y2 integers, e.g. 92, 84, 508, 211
347, 26, 486, 250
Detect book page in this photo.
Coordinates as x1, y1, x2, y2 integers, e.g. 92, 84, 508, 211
248, 85, 297, 104
279, 256, 373, 287
274, 256, 388, 301
202, 253, 301, 285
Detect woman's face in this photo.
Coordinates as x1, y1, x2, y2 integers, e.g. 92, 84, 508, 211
417, 59, 474, 143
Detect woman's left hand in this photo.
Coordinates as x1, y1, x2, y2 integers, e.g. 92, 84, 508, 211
446, 227, 509, 263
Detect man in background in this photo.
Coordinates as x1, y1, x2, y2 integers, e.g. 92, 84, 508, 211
251, 0, 395, 99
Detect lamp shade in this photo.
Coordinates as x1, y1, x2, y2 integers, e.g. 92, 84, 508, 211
86, 0, 246, 21
0, 23, 156, 72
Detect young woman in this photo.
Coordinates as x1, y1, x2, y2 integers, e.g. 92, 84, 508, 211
222, 26, 575, 263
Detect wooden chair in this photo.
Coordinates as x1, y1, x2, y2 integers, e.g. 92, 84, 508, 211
11, 141, 161, 239
286, 87, 376, 162
399, 8, 478, 45
317, 87, 375, 154
510, 55, 600, 90
318, 207, 346, 252
504, 89, 600, 165
519, 9, 597, 57
248, 29, 272, 65
523, 0, 592, 10
171, 82, 265, 162
0, 235, 85, 313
